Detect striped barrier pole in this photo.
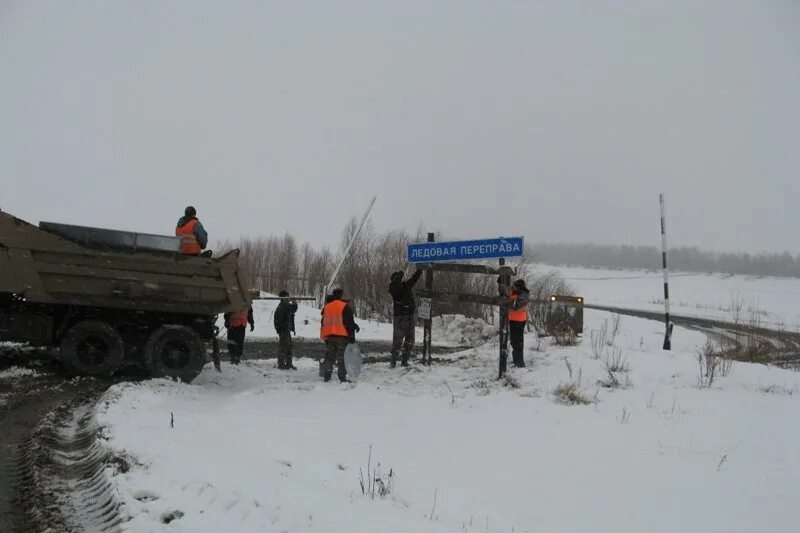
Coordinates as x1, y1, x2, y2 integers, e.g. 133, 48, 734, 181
660, 193, 672, 350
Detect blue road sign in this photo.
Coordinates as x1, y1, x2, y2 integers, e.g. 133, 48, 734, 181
408, 237, 524, 263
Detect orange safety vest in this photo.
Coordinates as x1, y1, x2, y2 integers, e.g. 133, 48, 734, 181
176, 218, 202, 255
230, 309, 249, 328
508, 290, 527, 322
320, 300, 349, 340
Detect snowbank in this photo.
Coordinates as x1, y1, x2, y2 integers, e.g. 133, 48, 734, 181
96, 309, 800, 532
431, 314, 496, 346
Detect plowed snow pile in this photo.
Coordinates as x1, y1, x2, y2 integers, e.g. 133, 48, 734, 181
432, 314, 496, 346
96, 311, 800, 532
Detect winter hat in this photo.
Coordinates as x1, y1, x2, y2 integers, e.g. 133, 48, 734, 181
278, 290, 289, 297
390, 271, 404, 282
513, 279, 527, 290
332, 288, 344, 299
185, 205, 197, 217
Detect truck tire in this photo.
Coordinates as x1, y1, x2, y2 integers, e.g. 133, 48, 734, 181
60, 320, 125, 376
145, 326, 206, 383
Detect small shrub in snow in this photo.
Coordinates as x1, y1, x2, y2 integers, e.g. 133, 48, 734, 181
359, 445, 395, 500
553, 381, 591, 405
552, 323, 578, 346
697, 340, 733, 388
590, 327, 606, 359
609, 314, 622, 345
605, 346, 629, 373
469, 378, 490, 391
502, 374, 521, 389
758, 384, 796, 396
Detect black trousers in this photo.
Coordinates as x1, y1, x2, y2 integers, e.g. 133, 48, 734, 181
278, 331, 293, 368
391, 315, 415, 365
509, 321, 526, 367
227, 326, 246, 363
324, 336, 349, 381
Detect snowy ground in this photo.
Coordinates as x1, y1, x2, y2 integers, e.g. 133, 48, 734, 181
96, 310, 800, 532
538, 264, 800, 330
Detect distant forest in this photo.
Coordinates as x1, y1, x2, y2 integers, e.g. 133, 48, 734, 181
532, 243, 800, 279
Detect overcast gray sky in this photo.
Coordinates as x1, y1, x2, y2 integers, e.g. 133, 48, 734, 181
2, 1, 798, 254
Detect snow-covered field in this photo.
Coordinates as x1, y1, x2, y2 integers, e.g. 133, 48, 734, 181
96, 309, 800, 532
539, 264, 800, 330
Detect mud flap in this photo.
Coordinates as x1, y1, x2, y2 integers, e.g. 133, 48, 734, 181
212, 337, 221, 372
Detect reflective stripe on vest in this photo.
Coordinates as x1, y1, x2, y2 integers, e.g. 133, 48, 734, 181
321, 300, 348, 340
176, 218, 202, 255
230, 309, 249, 328
508, 290, 527, 322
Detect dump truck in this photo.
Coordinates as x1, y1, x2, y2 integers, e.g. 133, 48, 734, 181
0, 210, 251, 382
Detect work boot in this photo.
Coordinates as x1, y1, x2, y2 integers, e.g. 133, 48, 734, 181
289, 365, 297, 370
324, 373, 332, 382
390, 355, 397, 368
401, 360, 409, 367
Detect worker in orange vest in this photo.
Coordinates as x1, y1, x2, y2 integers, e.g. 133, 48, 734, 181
224, 304, 254, 365
320, 288, 359, 382
506, 279, 530, 368
175, 206, 208, 255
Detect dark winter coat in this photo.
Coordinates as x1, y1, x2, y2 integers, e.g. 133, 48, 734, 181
274, 299, 298, 334
389, 269, 423, 318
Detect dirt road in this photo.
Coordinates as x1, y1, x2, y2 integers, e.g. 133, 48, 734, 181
585, 303, 800, 368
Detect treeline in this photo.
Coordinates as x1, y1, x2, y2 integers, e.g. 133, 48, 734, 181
217, 221, 570, 322
532, 243, 800, 278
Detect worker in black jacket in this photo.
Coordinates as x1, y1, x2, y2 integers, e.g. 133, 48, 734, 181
388, 268, 423, 367
274, 290, 298, 370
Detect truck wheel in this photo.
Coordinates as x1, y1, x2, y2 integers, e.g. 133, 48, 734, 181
145, 326, 206, 383
60, 320, 124, 376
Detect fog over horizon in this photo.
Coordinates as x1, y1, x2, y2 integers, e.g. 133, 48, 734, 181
2, 1, 798, 255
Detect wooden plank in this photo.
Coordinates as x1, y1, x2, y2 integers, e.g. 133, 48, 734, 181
414, 289, 510, 307
416, 263, 515, 277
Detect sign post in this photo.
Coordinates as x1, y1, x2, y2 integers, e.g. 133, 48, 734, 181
422, 232, 434, 365
498, 258, 510, 378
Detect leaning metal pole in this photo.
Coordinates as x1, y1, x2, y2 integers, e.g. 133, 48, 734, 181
660, 193, 672, 350
323, 196, 377, 300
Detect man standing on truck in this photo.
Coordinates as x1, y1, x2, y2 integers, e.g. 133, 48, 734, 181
274, 290, 298, 370
224, 304, 255, 364
388, 268, 423, 368
175, 206, 208, 255
320, 288, 359, 382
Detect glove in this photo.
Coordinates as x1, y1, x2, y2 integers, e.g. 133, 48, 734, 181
250, 323, 255, 332
354, 324, 361, 333
291, 329, 296, 336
